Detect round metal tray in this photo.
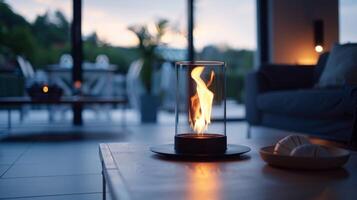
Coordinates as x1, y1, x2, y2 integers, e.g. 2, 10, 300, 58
150, 144, 250, 159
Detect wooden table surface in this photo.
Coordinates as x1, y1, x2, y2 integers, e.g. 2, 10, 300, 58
99, 139, 357, 200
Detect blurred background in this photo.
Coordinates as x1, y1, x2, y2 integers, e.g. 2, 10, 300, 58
0, 0, 356, 126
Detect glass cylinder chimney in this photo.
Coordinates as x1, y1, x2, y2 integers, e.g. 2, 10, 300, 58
175, 61, 226, 155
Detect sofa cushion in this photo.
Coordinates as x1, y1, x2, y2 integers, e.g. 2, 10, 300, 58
260, 65, 314, 90
317, 43, 357, 87
314, 52, 329, 83
257, 89, 353, 118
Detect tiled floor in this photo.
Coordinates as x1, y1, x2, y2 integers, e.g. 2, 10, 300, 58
0, 107, 289, 200
0, 138, 105, 199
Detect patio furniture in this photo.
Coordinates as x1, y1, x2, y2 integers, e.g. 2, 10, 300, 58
96, 54, 110, 69
17, 56, 48, 83
99, 137, 357, 200
45, 63, 119, 120
0, 96, 127, 129
45, 64, 117, 96
126, 60, 144, 111
17, 56, 35, 83
59, 54, 73, 69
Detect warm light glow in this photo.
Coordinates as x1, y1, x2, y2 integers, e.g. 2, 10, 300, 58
297, 58, 316, 65
189, 66, 215, 134
186, 164, 222, 200
74, 80, 82, 89
42, 85, 49, 93
315, 45, 323, 53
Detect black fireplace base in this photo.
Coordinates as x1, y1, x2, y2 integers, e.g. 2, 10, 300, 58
174, 133, 227, 154
150, 144, 250, 159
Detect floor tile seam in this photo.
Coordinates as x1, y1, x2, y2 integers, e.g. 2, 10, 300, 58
0, 143, 33, 178
0, 191, 102, 200
0, 172, 101, 180
0, 165, 11, 178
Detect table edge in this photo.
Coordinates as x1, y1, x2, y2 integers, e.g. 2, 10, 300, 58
99, 143, 131, 200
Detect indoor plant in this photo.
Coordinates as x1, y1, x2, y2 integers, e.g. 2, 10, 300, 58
128, 19, 168, 122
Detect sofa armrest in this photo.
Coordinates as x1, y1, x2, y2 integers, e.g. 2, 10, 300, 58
259, 64, 316, 91
245, 71, 269, 125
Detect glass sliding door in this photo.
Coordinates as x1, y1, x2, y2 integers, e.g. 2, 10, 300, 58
195, 0, 257, 120
1, 0, 72, 124
339, 0, 357, 43
82, 0, 187, 123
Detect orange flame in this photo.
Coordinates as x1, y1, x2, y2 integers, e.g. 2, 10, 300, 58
189, 66, 215, 134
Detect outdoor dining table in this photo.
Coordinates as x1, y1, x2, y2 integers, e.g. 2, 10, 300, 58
45, 63, 118, 97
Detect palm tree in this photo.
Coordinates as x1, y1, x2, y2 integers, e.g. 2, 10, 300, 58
128, 19, 168, 94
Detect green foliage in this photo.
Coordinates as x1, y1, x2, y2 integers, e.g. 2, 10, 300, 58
32, 11, 70, 48
0, 1, 70, 68
0, 0, 139, 73
0, 1, 33, 63
8, 26, 36, 57
128, 19, 168, 94
0, 1, 30, 28
0, 1, 139, 71
1, 26, 37, 61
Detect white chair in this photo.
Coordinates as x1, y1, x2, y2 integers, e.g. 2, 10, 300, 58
17, 56, 35, 81
95, 54, 110, 69
59, 54, 73, 68
126, 60, 145, 111
17, 56, 48, 83
16, 56, 38, 122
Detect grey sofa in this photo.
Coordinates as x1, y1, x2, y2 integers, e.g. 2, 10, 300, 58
245, 53, 357, 143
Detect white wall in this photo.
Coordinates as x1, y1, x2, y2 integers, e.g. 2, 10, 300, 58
269, 0, 339, 65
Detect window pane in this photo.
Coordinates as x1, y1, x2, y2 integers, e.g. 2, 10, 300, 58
82, 0, 187, 73
195, 0, 256, 50
195, 0, 257, 119
83, 0, 187, 49
339, 0, 357, 43
82, 0, 187, 123
1, 0, 72, 123
2, 0, 72, 70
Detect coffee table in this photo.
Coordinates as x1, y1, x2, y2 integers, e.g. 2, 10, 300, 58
99, 139, 357, 200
